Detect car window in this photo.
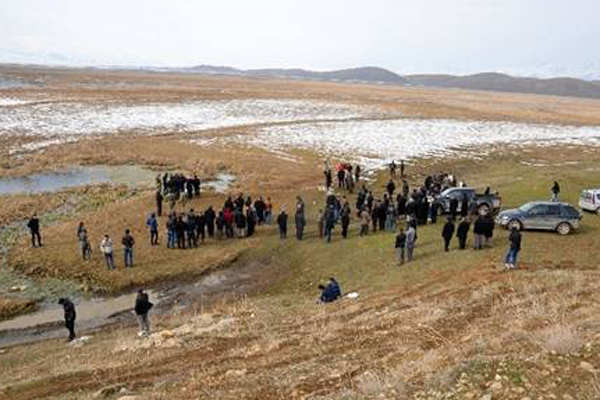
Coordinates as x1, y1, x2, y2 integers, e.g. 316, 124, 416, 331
561, 206, 580, 218
519, 203, 535, 213
529, 205, 547, 215
597, 194, 600, 201
546, 205, 560, 215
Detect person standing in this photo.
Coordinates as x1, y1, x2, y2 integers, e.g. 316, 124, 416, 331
156, 190, 163, 217
359, 207, 371, 236
389, 160, 397, 179
134, 289, 153, 337
400, 160, 405, 178
146, 213, 159, 245
442, 217, 455, 252
341, 205, 351, 239
77, 222, 91, 260
122, 229, 135, 268
456, 217, 470, 250
473, 215, 486, 250
277, 209, 288, 239
551, 181, 560, 202
295, 196, 306, 240
324, 205, 336, 243
505, 226, 522, 269
460, 194, 469, 218
58, 298, 76, 342
386, 179, 396, 197
449, 198, 459, 221
355, 165, 361, 182
395, 227, 407, 265
27, 214, 42, 247
405, 224, 417, 262
483, 213, 495, 248
100, 235, 116, 270
317, 209, 325, 238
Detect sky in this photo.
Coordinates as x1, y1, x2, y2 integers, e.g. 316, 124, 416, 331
1, 0, 599, 79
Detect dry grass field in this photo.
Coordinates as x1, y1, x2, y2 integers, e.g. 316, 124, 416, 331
2, 65, 600, 399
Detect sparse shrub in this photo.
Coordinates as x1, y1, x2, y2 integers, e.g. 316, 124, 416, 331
535, 324, 583, 354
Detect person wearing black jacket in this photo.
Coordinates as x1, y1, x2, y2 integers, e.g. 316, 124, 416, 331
460, 194, 469, 218
429, 200, 439, 224
473, 215, 486, 250
442, 217, 455, 252
155, 191, 163, 217
395, 228, 407, 265
386, 180, 396, 196
341, 205, 351, 239
324, 205, 336, 243
135, 289, 153, 336
505, 226, 522, 269
277, 210, 288, 239
196, 212, 206, 243
204, 206, 216, 237
122, 229, 135, 267
449, 198, 459, 220
456, 217, 470, 250
27, 214, 42, 247
58, 298, 76, 341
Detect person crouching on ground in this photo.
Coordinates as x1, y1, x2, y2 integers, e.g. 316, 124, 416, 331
318, 278, 342, 303
135, 289, 154, 337
58, 298, 76, 342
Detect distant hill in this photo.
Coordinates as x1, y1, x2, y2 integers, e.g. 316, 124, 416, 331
187, 65, 407, 85
405, 72, 600, 99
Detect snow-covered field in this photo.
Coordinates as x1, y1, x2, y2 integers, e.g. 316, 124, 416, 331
0, 98, 374, 153
237, 119, 600, 168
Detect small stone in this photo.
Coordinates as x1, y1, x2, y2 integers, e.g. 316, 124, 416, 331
513, 387, 526, 394
490, 381, 503, 391
117, 397, 142, 400
563, 395, 574, 400
479, 394, 492, 400
225, 369, 247, 377
580, 361, 596, 372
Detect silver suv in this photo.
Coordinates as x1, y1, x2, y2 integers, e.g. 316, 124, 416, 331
496, 201, 581, 235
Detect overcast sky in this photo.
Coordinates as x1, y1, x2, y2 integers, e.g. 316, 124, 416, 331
1, 0, 598, 78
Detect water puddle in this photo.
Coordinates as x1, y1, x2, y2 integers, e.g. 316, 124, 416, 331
204, 173, 236, 194
0, 165, 157, 195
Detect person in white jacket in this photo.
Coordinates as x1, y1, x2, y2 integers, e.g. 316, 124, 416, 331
100, 235, 115, 270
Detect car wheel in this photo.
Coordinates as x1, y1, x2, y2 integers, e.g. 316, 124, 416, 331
508, 220, 522, 231
596, 207, 600, 215
557, 222, 571, 235
478, 204, 491, 215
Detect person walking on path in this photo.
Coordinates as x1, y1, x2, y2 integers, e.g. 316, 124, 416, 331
100, 235, 116, 270
395, 227, 407, 265
295, 196, 306, 240
341, 205, 351, 239
27, 214, 42, 247
122, 229, 135, 268
146, 213, 159, 245
505, 226, 522, 269
405, 224, 417, 262
277, 209, 288, 239
442, 217, 455, 252
456, 217, 470, 250
58, 298, 76, 342
551, 181, 560, 202
135, 289, 153, 337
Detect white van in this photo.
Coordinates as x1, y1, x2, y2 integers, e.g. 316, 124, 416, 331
579, 189, 600, 214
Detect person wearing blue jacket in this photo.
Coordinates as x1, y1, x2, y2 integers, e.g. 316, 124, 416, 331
146, 213, 158, 246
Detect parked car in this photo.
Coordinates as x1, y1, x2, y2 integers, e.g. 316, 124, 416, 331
496, 201, 582, 235
579, 189, 600, 214
436, 187, 502, 215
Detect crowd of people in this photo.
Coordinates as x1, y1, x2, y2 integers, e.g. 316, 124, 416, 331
23, 160, 534, 341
